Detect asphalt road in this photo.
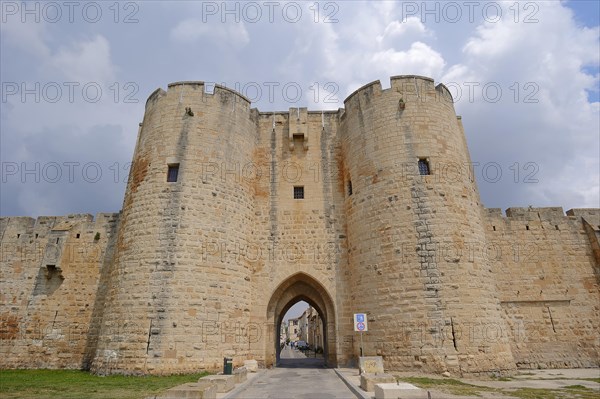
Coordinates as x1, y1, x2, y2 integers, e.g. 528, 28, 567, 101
228, 347, 358, 399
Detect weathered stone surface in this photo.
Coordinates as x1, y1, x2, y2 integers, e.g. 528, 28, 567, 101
233, 366, 247, 383
199, 375, 234, 393
243, 360, 258, 372
360, 373, 396, 392
0, 76, 598, 375
359, 356, 385, 375
157, 382, 216, 399
374, 382, 428, 399
0, 214, 119, 370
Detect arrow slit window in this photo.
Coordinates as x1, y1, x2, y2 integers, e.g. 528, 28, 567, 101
167, 164, 179, 182
418, 158, 430, 175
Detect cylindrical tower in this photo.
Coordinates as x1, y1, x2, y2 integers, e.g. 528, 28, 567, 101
340, 76, 515, 374
92, 83, 256, 374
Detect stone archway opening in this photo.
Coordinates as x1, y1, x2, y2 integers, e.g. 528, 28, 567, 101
266, 273, 337, 368
278, 299, 325, 365
278, 300, 325, 359
279, 300, 308, 356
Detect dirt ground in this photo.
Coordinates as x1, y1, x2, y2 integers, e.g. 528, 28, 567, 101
337, 368, 600, 399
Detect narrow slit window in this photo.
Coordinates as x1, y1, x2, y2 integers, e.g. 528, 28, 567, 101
167, 164, 179, 182
348, 180, 353, 196
293, 186, 304, 199
418, 158, 430, 175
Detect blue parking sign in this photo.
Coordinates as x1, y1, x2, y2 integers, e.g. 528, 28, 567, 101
354, 313, 368, 332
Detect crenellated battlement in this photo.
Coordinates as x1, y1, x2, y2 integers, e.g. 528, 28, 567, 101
0, 213, 120, 247
343, 75, 455, 112
484, 207, 600, 237
485, 207, 600, 223
167, 81, 252, 104
146, 76, 455, 121
145, 81, 252, 117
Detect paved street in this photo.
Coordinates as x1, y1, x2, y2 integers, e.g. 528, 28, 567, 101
280, 345, 308, 359
227, 347, 358, 399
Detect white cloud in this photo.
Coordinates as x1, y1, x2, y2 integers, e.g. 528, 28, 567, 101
2, 30, 130, 135
277, 3, 446, 107
371, 42, 445, 79
170, 19, 249, 46
376, 17, 432, 47
1, 18, 117, 84
1, 23, 132, 216
0, 19, 50, 59
47, 35, 116, 83
1, 1, 597, 216
441, 1, 599, 209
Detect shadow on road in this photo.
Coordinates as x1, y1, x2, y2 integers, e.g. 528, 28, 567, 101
278, 347, 326, 368
277, 357, 326, 368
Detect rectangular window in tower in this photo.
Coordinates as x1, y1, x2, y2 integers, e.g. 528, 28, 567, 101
167, 164, 179, 182
418, 159, 430, 175
293, 134, 304, 149
348, 180, 353, 196
294, 186, 304, 199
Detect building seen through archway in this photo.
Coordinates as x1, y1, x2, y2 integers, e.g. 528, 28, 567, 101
279, 302, 324, 360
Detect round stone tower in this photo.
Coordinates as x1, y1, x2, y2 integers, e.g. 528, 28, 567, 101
340, 76, 515, 373
92, 83, 256, 374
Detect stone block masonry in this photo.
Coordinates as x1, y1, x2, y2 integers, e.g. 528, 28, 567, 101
1, 76, 598, 375
0, 213, 119, 369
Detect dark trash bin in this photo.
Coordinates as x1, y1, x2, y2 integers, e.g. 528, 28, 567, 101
223, 357, 233, 375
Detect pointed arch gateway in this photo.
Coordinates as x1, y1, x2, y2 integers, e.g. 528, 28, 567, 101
266, 273, 337, 367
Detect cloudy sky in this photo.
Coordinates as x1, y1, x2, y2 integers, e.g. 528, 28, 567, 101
1, 0, 598, 217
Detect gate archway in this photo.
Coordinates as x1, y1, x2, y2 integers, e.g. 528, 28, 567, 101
266, 273, 337, 367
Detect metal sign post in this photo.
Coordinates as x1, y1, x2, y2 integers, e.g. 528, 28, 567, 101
353, 313, 368, 357
360, 331, 363, 357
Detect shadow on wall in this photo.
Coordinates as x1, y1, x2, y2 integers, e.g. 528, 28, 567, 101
32, 265, 64, 296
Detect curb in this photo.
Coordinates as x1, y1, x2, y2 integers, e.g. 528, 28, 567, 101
333, 369, 372, 399
221, 369, 266, 399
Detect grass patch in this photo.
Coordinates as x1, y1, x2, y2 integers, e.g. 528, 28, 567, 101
0, 369, 210, 399
396, 376, 497, 396
564, 384, 590, 390
577, 378, 600, 383
507, 388, 561, 399
508, 387, 599, 399
397, 376, 600, 399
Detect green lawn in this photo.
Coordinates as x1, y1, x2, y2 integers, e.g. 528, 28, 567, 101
0, 369, 210, 399
396, 376, 600, 399
396, 376, 498, 396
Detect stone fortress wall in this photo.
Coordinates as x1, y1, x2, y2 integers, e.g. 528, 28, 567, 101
486, 207, 599, 369
1, 76, 598, 375
0, 213, 119, 369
